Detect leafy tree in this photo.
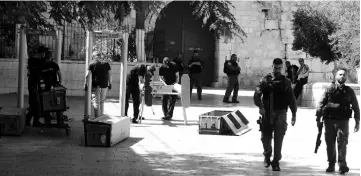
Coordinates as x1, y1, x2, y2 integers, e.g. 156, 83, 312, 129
292, 1, 360, 82
0, 1, 54, 56
0, 1, 53, 30
48, 1, 132, 30
190, 1, 245, 42
292, 4, 339, 64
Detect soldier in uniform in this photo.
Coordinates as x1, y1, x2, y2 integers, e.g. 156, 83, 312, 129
315, 69, 359, 174
223, 54, 241, 103
253, 58, 297, 171
188, 50, 204, 100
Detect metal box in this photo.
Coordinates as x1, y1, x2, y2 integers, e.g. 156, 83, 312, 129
199, 110, 232, 135
0, 107, 26, 136
84, 115, 130, 147
40, 86, 67, 112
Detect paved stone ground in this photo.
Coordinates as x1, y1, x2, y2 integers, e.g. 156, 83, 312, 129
0, 89, 360, 176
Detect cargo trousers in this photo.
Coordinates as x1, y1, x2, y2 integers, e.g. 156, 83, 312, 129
261, 109, 288, 164
190, 73, 202, 100
223, 75, 239, 102
324, 119, 349, 167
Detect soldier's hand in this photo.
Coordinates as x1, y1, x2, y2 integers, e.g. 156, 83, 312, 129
84, 84, 88, 91
355, 123, 360, 133
108, 84, 112, 90
291, 114, 296, 126
259, 107, 265, 116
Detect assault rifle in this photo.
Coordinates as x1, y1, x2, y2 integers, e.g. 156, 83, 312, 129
314, 118, 324, 153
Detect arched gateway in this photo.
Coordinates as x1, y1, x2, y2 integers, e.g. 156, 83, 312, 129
151, 1, 216, 86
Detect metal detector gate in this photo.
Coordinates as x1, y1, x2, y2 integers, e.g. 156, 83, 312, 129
84, 30, 129, 120
17, 25, 63, 108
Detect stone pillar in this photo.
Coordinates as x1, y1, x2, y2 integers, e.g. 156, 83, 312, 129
212, 37, 232, 88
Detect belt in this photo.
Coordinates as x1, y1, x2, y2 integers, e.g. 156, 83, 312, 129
325, 116, 350, 120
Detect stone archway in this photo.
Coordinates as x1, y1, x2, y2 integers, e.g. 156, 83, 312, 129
146, 1, 216, 86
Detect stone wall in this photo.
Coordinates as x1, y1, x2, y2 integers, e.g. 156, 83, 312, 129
212, 1, 335, 89
0, 58, 162, 98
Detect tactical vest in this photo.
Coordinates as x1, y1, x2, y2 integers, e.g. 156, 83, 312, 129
262, 74, 288, 111
324, 82, 352, 119
223, 61, 240, 75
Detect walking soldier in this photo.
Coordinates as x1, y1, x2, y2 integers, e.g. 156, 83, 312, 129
253, 58, 297, 171
315, 69, 360, 174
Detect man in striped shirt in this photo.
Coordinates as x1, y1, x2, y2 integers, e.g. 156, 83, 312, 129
294, 58, 309, 99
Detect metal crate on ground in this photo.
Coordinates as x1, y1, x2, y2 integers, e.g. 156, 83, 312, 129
40, 86, 67, 112
199, 110, 251, 136
84, 115, 130, 147
199, 110, 232, 135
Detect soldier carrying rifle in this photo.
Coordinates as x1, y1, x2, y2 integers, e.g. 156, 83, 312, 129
315, 68, 359, 174
253, 58, 297, 171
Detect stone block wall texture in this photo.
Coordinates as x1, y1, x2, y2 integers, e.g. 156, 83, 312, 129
212, 1, 335, 89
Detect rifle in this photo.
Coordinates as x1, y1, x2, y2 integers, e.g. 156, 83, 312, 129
265, 75, 274, 125
314, 119, 324, 153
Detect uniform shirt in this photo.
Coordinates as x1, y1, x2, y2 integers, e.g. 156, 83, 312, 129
88, 60, 111, 88
41, 61, 60, 86
297, 64, 309, 79
254, 73, 297, 115
224, 60, 241, 76
316, 82, 360, 122
159, 62, 178, 85
126, 64, 146, 90
188, 56, 204, 74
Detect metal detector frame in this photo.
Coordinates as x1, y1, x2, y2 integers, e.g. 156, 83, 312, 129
84, 30, 129, 121
17, 25, 63, 108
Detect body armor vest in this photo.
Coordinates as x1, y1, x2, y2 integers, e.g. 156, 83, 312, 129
324, 82, 352, 119
262, 74, 288, 111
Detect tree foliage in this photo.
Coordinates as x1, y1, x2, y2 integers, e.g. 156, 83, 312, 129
0, 1, 53, 30
48, 1, 132, 30
292, 4, 339, 64
292, 1, 360, 82
190, 1, 246, 42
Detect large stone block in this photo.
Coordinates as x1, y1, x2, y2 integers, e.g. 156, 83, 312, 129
265, 20, 278, 30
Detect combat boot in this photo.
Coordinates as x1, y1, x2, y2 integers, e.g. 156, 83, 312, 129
339, 165, 349, 174
326, 163, 335, 172
263, 157, 271, 168
271, 162, 281, 171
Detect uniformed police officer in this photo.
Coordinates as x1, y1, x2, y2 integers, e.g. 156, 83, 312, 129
188, 50, 204, 100
315, 69, 360, 174
223, 54, 241, 103
254, 58, 297, 171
